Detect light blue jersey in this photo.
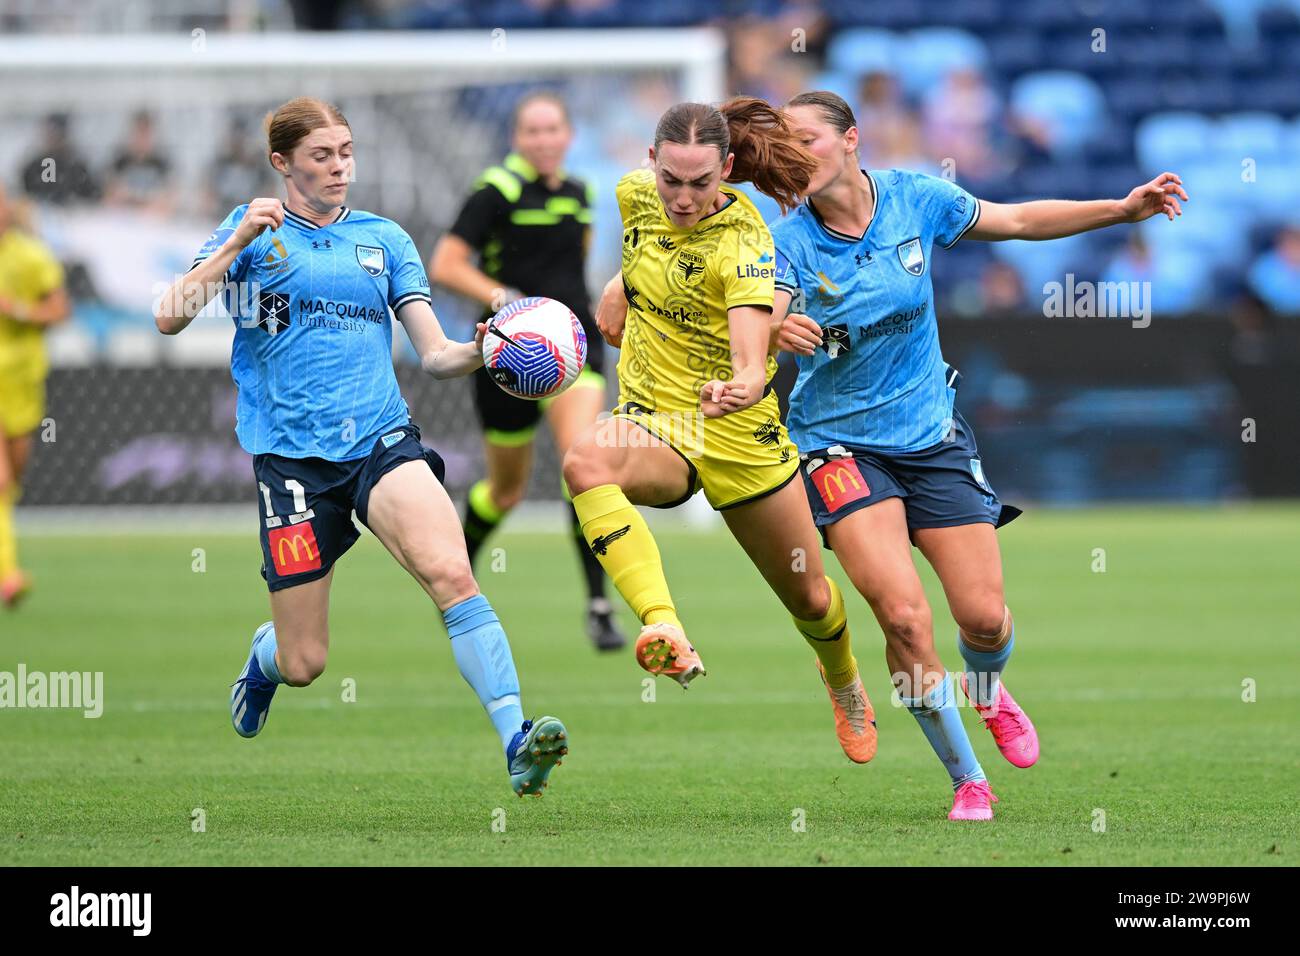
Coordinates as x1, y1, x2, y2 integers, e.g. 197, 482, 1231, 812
194, 204, 430, 460
772, 168, 979, 453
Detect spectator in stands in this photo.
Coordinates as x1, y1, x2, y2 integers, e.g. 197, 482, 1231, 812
19, 113, 99, 206
1247, 225, 1300, 315
205, 116, 276, 218
729, 15, 801, 103
981, 260, 1027, 314
856, 70, 925, 169
921, 67, 1005, 187
105, 111, 174, 216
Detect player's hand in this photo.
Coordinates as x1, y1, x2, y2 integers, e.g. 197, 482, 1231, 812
231, 198, 285, 249
1120, 172, 1187, 223
777, 312, 823, 356
473, 321, 487, 353
700, 378, 753, 418
596, 282, 627, 348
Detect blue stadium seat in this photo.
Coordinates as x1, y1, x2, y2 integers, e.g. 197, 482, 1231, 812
1134, 111, 1213, 171
1202, 0, 1274, 46
806, 70, 861, 106
898, 28, 990, 97
1215, 111, 1286, 157
985, 31, 1045, 75
1009, 71, 1108, 157
825, 28, 897, 78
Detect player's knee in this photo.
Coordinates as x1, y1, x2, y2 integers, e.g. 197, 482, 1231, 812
415, 550, 476, 600
562, 438, 617, 496
279, 645, 327, 686
955, 600, 1007, 641
787, 575, 831, 621
876, 599, 932, 655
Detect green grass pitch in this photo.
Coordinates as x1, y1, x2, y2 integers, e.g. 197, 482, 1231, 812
2, 505, 1296, 866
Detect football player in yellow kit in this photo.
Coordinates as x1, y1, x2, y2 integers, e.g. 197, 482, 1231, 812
562, 98, 876, 764
0, 183, 71, 608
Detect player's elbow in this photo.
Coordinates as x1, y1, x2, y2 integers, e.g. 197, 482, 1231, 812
154, 308, 181, 335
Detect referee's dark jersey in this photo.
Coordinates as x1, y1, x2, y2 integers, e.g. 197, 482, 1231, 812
448, 152, 605, 437
448, 152, 598, 338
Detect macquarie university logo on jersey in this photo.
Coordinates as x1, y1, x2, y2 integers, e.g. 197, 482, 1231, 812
896, 237, 925, 276
257, 291, 291, 335
356, 244, 385, 277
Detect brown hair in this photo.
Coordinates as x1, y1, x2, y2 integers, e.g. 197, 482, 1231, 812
653, 96, 814, 213
786, 90, 858, 139
263, 97, 350, 170
512, 90, 570, 131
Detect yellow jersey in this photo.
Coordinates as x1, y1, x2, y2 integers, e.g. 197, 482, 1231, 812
615, 168, 778, 414
0, 228, 64, 382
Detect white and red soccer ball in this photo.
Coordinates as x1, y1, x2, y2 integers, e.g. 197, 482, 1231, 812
481, 296, 587, 400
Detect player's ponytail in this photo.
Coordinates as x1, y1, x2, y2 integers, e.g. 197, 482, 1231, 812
263, 97, 350, 172
653, 98, 814, 214
719, 96, 814, 214
786, 90, 858, 141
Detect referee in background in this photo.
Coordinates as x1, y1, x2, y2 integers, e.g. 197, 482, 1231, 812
430, 91, 625, 651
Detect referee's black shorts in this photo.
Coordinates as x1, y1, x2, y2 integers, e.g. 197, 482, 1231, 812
472, 330, 609, 445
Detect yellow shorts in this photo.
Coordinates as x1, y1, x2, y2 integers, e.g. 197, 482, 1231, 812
613, 392, 800, 511
0, 375, 44, 438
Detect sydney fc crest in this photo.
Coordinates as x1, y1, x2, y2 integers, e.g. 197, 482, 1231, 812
896, 237, 924, 276
356, 245, 385, 277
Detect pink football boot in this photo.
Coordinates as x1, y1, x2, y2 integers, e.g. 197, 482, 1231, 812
949, 780, 999, 821
961, 672, 1039, 768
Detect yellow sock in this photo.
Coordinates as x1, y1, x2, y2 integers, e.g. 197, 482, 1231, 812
0, 483, 18, 579
572, 484, 680, 629
794, 576, 858, 687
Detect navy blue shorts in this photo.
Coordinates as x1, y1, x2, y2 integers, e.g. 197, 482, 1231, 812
799, 410, 1021, 548
253, 423, 446, 591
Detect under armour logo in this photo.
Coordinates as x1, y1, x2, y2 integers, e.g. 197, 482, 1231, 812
855, 250, 872, 266
590, 525, 631, 555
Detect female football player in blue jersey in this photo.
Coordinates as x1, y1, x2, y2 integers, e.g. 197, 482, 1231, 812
153, 97, 568, 798
771, 91, 1186, 820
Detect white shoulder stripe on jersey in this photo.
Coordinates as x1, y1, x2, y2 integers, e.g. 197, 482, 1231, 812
391, 291, 432, 311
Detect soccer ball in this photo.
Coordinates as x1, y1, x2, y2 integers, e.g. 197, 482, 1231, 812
481, 296, 587, 400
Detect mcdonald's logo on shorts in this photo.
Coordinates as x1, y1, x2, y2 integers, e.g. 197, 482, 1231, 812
810, 459, 871, 513
268, 522, 322, 575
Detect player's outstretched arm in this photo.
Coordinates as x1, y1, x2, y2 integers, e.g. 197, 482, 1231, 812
154, 197, 284, 335
968, 171, 1188, 242
700, 305, 770, 419
396, 298, 486, 380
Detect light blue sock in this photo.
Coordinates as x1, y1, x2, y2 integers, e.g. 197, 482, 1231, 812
958, 628, 1015, 707
900, 672, 985, 790
443, 593, 524, 750
254, 624, 284, 684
